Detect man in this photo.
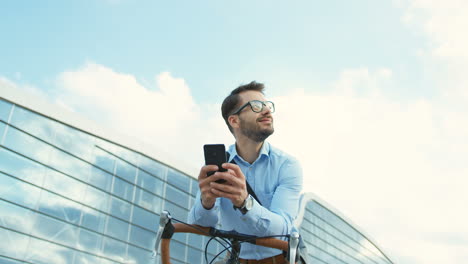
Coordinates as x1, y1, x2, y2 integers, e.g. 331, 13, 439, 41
188, 81, 303, 263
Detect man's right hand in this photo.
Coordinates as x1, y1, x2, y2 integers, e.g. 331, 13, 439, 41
198, 165, 221, 209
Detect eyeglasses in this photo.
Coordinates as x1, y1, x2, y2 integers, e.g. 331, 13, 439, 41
231, 100, 275, 115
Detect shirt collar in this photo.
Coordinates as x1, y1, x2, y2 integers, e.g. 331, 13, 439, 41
227, 141, 270, 164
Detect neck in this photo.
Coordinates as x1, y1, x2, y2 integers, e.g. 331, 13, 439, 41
235, 136, 264, 164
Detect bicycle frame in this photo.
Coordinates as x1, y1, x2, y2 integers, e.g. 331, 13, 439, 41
153, 211, 302, 264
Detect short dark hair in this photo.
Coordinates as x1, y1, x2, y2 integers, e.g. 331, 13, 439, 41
221, 81, 265, 133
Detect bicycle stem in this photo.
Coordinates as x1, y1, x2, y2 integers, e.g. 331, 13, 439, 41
289, 232, 299, 264
152, 210, 172, 258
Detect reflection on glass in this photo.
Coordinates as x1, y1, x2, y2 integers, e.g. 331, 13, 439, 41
0, 228, 29, 259
127, 244, 152, 264
0, 148, 46, 187
167, 168, 190, 191
110, 196, 131, 221
88, 166, 112, 192
3, 126, 52, 165
83, 185, 110, 213
48, 148, 91, 182
106, 215, 129, 241
0, 255, 25, 264
31, 213, 79, 248
136, 169, 164, 195
24, 236, 74, 264
116, 159, 137, 183
131, 205, 159, 231
92, 147, 116, 173
77, 228, 102, 255
0, 122, 5, 142
0, 99, 12, 122
112, 176, 135, 202
9, 106, 56, 142
138, 155, 166, 180
36, 190, 82, 224
81, 206, 107, 233
134, 187, 162, 213
102, 237, 127, 262
43, 168, 88, 202
165, 184, 189, 209
53, 122, 94, 161
163, 201, 189, 223
0, 172, 41, 209
129, 224, 154, 250
0, 200, 35, 234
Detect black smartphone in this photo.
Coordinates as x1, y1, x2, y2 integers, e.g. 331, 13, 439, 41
203, 144, 227, 183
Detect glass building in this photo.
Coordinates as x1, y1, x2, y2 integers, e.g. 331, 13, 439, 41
0, 86, 393, 264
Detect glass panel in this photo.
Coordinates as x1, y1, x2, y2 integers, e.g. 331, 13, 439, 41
0, 255, 24, 264
92, 147, 115, 173
3, 126, 52, 165
31, 213, 79, 248
129, 224, 154, 250
81, 206, 107, 233
0, 199, 35, 234
36, 190, 82, 224
131, 205, 159, 231
88, 166, 113, 192
165, 185, 189, 209
83, 185, 110, 213
190, 178, 199, 196
0, 172, 41, 209
95, 137, 139, 165
115, 159, 137, 183
134, 187, 162, 213
112, 176, 134, 202
169, 240, 186, 263
0, 227, 29, 260
167, 168, 190, 191
73, 251, 103, 264
9, 106, 56, 142
77, 228, 103, 255
106, 215, 129, 241
24, 236, 74, 264
136, 169, 164, 195
0, 148, 46, 187
109, 196, 131, 221
43, 168, 88, 203
138, 155, 166, 180
52, 122, 94, 161
102, 237, 127, 262
47, 147, 91, 182
0, 99, 12, 122
0, 122, 5, 143
127, 244, 152, 264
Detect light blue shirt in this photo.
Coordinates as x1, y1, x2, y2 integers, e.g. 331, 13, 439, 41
188, 141, 303, 260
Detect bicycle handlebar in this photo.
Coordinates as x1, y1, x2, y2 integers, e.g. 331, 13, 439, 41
153, 211, 300, 264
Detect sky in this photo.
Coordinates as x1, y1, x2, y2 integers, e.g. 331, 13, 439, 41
1, 0, 468, 263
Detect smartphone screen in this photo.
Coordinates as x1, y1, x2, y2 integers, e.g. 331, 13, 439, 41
203, 144, 227, 183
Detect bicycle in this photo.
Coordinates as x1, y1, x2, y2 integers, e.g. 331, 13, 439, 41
152, 210, 309, 264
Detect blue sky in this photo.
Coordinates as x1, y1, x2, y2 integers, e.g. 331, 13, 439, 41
2, 1, 468, 263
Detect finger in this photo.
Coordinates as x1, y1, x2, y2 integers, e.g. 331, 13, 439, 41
221, 163, 244, 178
199, 165, 219, 180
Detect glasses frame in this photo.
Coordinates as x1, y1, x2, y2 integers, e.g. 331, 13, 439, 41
230, 100, 275, 116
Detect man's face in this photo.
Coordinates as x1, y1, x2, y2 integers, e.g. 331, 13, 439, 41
235, 90, 274, 142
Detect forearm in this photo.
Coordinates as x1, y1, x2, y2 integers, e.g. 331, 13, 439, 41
188, 191, 219, 227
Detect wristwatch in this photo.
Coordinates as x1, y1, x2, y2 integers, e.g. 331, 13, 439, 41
234, 194, 254, 215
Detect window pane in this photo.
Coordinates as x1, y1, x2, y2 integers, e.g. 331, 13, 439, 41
165, 185, 189, 209
77, 228, 103, 255
0, 172, 41, 209
0, 199, 35, 234
43, 168, 88, 202
138, 155, 166, 180
129, 224, 154, 250
0, 99, 12, 122
92, 147, 115, 173
106, 215, 129, 241
81, 206, 107, 233
52, 122, 94, 161
3, 126, 52, 165
83, 185, 110, 213
9, 106, 56, 142
132, 206, 159, 231
112, 176, 134, 202
0, 228, 29, 259
167, 168, 190, 191
24, 236, 74, 264
136, 169, 164, 195
31, 213, 79, 248
36, 190, 82, 224
102, 237, 127, 262
127, 244, 152, 264
88, 166, 113, 192
0, 148, 46, 187
47, 147, 91, 182
109, 196, 131, 221
115, 159, 137, 183
134, 187, 162, 213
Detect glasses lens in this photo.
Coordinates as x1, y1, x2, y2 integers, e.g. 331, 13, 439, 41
265, 101, 274, 113
250, 101, 263, 112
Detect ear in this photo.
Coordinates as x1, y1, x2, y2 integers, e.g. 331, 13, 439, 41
228, 115, 240, 129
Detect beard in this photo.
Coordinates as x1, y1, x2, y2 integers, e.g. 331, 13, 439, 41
239, 116, 274, 143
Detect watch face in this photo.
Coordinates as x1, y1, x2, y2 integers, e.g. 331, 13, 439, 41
245, 195, 254, 211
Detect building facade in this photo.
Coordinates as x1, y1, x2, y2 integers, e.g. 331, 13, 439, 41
0, 87, 392, 264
